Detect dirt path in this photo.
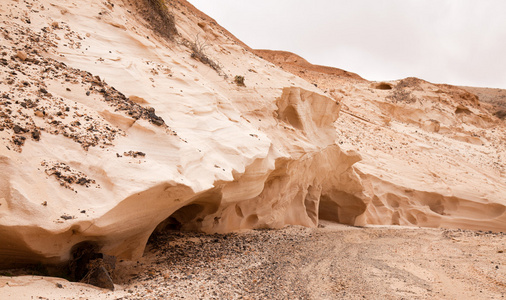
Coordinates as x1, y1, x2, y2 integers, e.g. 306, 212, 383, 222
113, 222, 506, 299
1, 222, 505, 299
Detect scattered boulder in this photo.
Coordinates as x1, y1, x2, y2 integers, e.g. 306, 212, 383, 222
80, 258, 115, 290
69, 242, 116, 290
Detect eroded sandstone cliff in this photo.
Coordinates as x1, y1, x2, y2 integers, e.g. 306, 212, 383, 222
0, 0, 505, 269
257, 50, 506, 231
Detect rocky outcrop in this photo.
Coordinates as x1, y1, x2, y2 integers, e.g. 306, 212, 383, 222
1, 0, 505, 270
259, 37, 506, 235
0, 0, 362, 267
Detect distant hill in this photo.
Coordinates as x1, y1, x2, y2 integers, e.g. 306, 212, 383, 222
254, 49, 365, 81
462, 86, 506, 119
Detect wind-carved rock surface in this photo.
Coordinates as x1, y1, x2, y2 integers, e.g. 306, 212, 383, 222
0, 0, 361, 267
0, 0, 505, 271
257, 51, 506, 232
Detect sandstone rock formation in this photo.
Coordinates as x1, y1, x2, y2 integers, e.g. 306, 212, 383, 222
258, 52, 506, 231
0, 0, 505, 270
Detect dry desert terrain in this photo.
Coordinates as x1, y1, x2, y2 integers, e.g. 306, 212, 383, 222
0, 0, 505, 299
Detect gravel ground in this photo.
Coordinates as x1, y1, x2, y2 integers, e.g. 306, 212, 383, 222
110, 222, 506, 300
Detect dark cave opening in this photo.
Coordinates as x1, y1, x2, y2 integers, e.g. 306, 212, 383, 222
147, 188, 223, 245
374, 82, 393, 90
152, 203, 205, 235
318, 191, 366, 225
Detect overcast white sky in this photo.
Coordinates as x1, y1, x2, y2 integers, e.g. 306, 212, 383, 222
186, 0, 506, 88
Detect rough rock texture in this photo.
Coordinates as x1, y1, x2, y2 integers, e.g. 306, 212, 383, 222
259, 51, 506, 232
0, 0, 358, 267
461, 85, 506, 120
0, 0, 505, 270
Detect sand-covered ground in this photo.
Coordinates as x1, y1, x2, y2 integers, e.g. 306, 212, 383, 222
2, 222, 505, 299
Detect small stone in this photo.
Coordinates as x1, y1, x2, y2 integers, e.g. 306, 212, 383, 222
86, 91, 91, 96
31, 130, 40, 141
91, 265, 115, 290
151, 118, 164, 126
77, 177, 88, 185
51, 21, 60, 29
16, 51, 28, 61
13, 136, 26, 146
13, 125, 23, 134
